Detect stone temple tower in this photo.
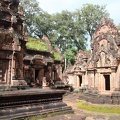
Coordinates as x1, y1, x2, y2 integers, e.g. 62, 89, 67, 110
0, 0, 28, 90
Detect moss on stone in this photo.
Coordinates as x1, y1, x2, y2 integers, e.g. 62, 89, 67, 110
26, 37, 48, 51
51, 51, 61, 61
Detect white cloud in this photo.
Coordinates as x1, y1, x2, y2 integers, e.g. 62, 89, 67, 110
38, 0, 120, 25
106, 2, 120, 25
38, 0, 120, 49
39, 0, 69, 13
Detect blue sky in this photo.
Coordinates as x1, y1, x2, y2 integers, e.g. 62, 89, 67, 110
38, 0, 120, 49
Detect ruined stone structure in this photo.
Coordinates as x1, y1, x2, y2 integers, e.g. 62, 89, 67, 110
81, 19, 120, 104
64, 50, 90, 89
66, 18, 120, 104
87, 18, 120, 93
83, 18, 120, 104
0, 0, 28, 89
52, 46, 64, 81
0, 0, 63, 89
23, 36, 64, 88
0, 1, 72, 119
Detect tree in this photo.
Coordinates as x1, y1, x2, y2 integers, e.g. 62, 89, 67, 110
117, 23, 120, 30
34, 12, 53, 38
76, 4, 110, 40
52, 10, 87, 52
19, 1, 110, 66
20, 0, 44, 36
63, 47, 78, 65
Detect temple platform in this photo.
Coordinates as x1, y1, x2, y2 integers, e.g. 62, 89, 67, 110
0, 88, 73, 120
79, 90, 120, 105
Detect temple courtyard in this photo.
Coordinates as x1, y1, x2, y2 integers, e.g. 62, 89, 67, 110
22, 92, 120, 120
0, 0, 120, 119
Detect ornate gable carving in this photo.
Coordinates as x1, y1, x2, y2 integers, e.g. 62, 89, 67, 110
73, 50, 90, 72
89, 18, 119, 68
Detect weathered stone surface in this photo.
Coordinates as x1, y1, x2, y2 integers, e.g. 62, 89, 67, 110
63, 50, 90, 89
65, 18, 120, 104
0, 1, 71, 120
0, 89, 73, 120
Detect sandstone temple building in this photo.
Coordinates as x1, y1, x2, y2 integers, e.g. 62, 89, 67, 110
63, 50, 90, 88
65, 18, 120, 104
0, 0, 28, 89
87, 18, 120, 93
0, 1, 72, 119
24, 36, 64, 88
0, 0, 63, 90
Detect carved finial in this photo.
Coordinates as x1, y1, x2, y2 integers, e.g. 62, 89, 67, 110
42, 35, 52, 52
9, 27, 14, 33
11, 15, 17, 23
19, 6, 24, 15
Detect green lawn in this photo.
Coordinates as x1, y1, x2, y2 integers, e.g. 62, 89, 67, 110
77, 100, 120, 114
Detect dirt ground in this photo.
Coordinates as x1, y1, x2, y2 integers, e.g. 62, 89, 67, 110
44, 92, 120, 120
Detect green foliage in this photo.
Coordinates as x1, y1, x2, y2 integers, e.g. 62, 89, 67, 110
117, 23, 120, 30
51, 51, 61, 61
20, 0, 44, 36
26, 37, 48, 51
34, 12, 54, 38
77, 101, 120, 114
76, 4, 110, 39
64, 47, 78, 65
52, 10, 87, 51
20, 1, 110, 65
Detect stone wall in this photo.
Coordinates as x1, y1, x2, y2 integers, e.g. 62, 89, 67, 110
65, 18, 120, 96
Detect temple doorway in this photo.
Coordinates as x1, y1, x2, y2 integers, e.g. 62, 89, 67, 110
35, 70, 39, 80
35, 69, 41, 86
104, 75, 110, 90
79, 75, 82, 87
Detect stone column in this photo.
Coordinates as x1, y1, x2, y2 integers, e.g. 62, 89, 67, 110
59, 64, 63, 80
95, 72, 98, 88
85, 70, 88, 87
11, 51, 16, 85
111, 71, 115, 91
52, 71, 54, 80
98, 72, 101, 91
8, 60, 11, 85
115, 65, 120, 91
56, 65, 59, 80
91, 73, 94, 88
75, 75, 78, 88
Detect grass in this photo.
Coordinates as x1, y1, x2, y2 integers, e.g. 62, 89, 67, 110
26, 37, 48, 51
77, 100, 120, 114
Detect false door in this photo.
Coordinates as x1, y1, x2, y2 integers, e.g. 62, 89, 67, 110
0, 60, 9, 84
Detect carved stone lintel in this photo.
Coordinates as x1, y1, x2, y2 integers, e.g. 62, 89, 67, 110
0, 52, 12, 59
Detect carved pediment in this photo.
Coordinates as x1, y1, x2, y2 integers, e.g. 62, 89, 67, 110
87, 61, 94, 69
93, 51, 118, 68
75, 50, 90, 63
93, 18, 118, 39
71, 50, 90, 73
74, 67, 81, 71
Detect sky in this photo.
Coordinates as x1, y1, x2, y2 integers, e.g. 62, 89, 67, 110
38, 0, 120, 49
38, 0, 120, 25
